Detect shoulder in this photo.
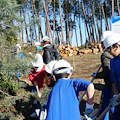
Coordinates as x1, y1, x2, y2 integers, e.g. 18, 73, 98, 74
102, 51, 113, 59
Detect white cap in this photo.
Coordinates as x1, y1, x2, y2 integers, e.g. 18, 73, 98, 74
45, 60, 57, 74
52, 60, 73, 75
101, 31, 114, 42
41, 36, 50, 42
32, 54, 43, 72
35, 42, 40, 46
104, 33, 120, 49
15, 44, 21, 50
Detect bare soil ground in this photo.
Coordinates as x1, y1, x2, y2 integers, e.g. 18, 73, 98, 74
19, 52, 104, 120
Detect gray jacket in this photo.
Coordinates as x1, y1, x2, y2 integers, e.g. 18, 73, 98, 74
96, 50, 113, 88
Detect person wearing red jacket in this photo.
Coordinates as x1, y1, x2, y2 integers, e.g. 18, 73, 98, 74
29, 53, 46, 118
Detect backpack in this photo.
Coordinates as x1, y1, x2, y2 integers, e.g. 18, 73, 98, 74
49, 46, 62, 61
53, 49, 62, 60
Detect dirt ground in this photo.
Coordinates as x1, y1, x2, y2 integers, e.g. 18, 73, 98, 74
0, 52, 104, 120
18, 52, 104, 120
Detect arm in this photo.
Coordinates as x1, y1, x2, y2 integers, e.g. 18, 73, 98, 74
86, 83, 94, 104
33, 81, 42, 98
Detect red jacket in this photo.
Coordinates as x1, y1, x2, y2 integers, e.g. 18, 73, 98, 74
29, 66, 46, 88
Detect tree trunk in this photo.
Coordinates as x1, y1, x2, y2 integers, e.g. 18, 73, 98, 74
23, 5, 29, 43
100, 2, 102, 39
42, 0, 54, 43
74, 15, 78, 47
112, 0, 114, 16
31, 0, 38, 42
81, 0, 92, 43
26, 0, 33, 45
59, 0, 64, 45
92, 1, 100, 41
20, 10, 24, 43
117, 0, 120, 15
52, 0, 55, 43
78, 11, 83, 46
91, 1, 98, 43
101, 0, 109, 30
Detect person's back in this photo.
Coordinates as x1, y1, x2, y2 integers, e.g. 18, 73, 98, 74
41, 36, 62, 64
45, 60, 95, 120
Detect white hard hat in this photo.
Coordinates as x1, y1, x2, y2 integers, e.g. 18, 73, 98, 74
45, 60, 57, 74
101, 31, 114, 42
41, 36, 50, 42
35, 42, 40, 46
32, 54, 43, 72
52, 60, 73, 75
104, 33, 120, 49
15, 44, 21, 50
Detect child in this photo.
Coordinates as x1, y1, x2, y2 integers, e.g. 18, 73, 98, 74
92, 31, 114, 120
34, 41, 42, 54
29, 53, 46, 117
45, 60, 95, 120
44, 60, 57, 87
103, 32, 120, 120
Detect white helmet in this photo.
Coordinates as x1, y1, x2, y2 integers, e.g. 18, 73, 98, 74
45, 60, 57, 74
32, 54, 43, 72
35, 42, 40, 46
52, 60, 73, 75
15, 44, 21, 50
104, 33, 120, 49
41, 36, 50, 42
101, 31, 114, 42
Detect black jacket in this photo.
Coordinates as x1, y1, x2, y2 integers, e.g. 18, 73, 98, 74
43, 44, 58, 64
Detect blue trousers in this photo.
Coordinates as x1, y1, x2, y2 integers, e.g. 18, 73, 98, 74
99, 87, 114, 120
31, 87, 39, 109
112, 104, 120, 120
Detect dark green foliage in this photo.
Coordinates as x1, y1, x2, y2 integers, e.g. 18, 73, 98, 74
29, 87, 51, 106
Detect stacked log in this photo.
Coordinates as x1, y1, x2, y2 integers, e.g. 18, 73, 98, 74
59, 44, 102, 57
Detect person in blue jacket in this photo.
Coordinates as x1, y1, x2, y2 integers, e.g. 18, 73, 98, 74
34, 41, 42, 54
9, 44, 23, 80
103, 32, 120, 120
45, 60, 95, 120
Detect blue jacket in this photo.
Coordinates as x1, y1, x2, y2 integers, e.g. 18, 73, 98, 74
110, 55, 120, 92
45, 78, 91, 120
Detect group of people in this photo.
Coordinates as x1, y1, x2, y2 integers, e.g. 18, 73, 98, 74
15, 32, 120, 120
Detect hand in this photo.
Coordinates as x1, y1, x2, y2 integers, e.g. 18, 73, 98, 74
83, 102, 96, 120
37, 91, 42, 98
83, 108, 96, 120
109, 95, 120, 107
91, 72, 96, 78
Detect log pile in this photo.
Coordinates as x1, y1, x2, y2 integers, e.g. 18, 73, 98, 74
59, 44, 103, 57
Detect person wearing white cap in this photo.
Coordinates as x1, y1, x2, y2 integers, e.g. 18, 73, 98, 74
91, 31, 114, 120
103, 32, 120, 120
41, 36, 62, 64
34, 42, 42, 54
29, 53, 46, 118
45, 60, 95, 120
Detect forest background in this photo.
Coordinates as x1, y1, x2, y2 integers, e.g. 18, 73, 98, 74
0, 0, 120, 119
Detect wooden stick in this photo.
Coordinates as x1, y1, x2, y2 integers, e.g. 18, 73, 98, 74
79, 64, 102, 103
97, 93, 120, 120
88, 108, 99, 117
